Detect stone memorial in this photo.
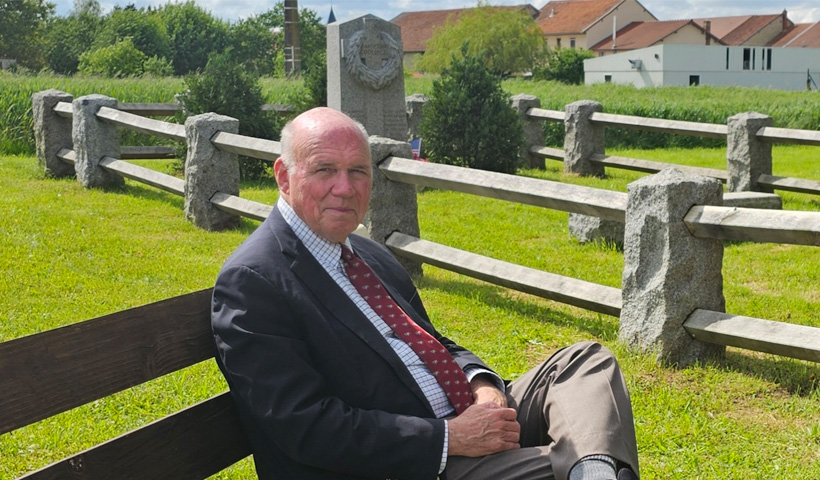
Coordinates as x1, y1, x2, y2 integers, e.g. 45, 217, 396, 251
327, 14, 408, 141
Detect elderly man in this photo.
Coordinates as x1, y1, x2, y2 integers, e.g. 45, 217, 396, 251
212, 107, 639, 480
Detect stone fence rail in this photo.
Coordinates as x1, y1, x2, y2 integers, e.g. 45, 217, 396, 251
32, 89, 820, 367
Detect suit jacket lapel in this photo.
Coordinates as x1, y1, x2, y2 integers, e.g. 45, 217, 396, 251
265, 211, 434, 412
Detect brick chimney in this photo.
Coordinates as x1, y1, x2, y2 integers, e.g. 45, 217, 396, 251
704, 20, 711, 46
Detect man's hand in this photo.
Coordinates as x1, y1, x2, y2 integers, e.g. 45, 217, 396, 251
448, 403, 520, 457
470, 375, 507, 407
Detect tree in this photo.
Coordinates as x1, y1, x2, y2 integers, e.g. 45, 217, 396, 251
416, 3, 545, 76
91, 8, 171, 61
254, 3, 326, 75
78, 37, 147, 77
226, 16, 277, 76
44, 10, 102, 74
0, 0, 55, 70
419, 47, 523, 174
154, 1, 228, 75
540, 48, 595, 84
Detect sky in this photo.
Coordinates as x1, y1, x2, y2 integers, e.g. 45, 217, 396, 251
53, 0, 820, 25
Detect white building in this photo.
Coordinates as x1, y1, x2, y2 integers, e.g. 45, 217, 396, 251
584, 44, 820, 90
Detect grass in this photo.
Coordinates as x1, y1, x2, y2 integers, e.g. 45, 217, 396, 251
1, 145, 819, 479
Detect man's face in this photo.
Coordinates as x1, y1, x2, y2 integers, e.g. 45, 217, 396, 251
275, 123, 372, 244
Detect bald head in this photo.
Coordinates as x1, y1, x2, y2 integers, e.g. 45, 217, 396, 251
279, 107, 370, 172
273, 107, 373, 243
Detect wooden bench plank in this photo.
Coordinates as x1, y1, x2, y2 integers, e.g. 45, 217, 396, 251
684, 309, 820, 363
0, 289, 215, 435
386, 232, 622, 317
19, 393, 251, 480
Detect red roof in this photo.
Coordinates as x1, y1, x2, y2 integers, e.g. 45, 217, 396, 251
537, 0, 625, 35
590, 20, 723, 52
693, 12, 791, 45
769, 22, 820, 47
391, 5, 539, 53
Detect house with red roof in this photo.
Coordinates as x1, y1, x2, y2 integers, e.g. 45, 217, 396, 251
589, 19, 723, 55
770, 21, 820, 48
536, 0, 656, 50
693, 11, 792, 46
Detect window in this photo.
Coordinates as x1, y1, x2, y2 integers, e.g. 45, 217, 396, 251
556, 38, 562, 48
752, 49, 756, 70
766, 48, 773, 70
726, 48, 730, 70
689, 75, 700, 86
570, 38, 576, 48
604, 75, 612, 83
743, 48, 751, 70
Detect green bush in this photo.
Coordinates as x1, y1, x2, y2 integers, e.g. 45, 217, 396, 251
538, 48, 596, 85
303, 51, 327, 107
143, 55, 174, 77
78, 37, 147, 77
420, 49, 523, 174
177, 52, 281, 179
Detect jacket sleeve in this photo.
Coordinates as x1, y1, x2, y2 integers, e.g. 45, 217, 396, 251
212, 262, 446, 480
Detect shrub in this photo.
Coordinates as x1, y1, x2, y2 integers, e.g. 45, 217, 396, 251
78, 37, 147, 77
143, 55, 174, 77
177, 52, 281, 179
303, 51, 327, 107
419, 48, 523, 174
538, 48, 596, 84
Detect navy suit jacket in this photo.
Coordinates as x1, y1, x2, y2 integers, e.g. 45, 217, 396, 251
212, 208, 493, 479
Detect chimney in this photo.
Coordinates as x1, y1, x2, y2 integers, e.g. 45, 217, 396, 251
782, 9, 789, 31
612, 15, 617, 50
704, 20, 711, 46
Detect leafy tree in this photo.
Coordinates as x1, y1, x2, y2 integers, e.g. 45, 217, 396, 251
92, 8, 171, 61
303, 50, 327, 107
44, 11, 102, 74
540, 48, 595, 84
419, 47, 523, 174
0, 0, 55, 70
416, 3, 545, 76
72, 0, 101, 16
154, 1, 228, 75
78, 37, 147, 77
254, 3, 326, 75
226, 16, 277, 76
177, 52, 281, 179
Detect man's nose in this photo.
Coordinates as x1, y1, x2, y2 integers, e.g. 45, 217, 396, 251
332, 172, 355, 196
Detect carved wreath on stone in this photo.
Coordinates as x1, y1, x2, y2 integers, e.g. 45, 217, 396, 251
344, 30, 402, 90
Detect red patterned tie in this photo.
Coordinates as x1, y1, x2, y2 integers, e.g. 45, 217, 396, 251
341, 245, 473, 415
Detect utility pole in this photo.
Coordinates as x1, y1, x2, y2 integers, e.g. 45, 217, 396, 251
284, 0, 301, 76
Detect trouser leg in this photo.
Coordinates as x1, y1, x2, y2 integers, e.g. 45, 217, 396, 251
507, 341, 639, 480
445, 341, 638, 480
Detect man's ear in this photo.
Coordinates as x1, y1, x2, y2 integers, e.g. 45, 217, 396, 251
274, 157, 290, 195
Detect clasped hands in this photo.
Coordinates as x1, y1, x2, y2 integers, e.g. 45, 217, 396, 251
448, 376, 521, 457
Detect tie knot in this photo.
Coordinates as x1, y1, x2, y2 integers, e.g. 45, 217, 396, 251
340, 244, 355, 262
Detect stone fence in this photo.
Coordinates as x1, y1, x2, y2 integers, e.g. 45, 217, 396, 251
32, 89, 820, 367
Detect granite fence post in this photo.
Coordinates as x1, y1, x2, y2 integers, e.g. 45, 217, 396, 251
32, 89, 75, 178
184, 113, 240, 231
563, 100, 605, 177
367, 135, 422, 277
406, 93, 428, 142
72, 94, 124, 189
564, 100, 622, 245
727, 112, 773, 193
511, 93, 544, 169
620, 168, 726, 366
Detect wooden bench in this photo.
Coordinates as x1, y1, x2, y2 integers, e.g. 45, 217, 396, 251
0, 289, 252, 479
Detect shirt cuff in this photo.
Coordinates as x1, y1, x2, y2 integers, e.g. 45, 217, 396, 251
439, 420, 449, 474
464, 366, 506, 393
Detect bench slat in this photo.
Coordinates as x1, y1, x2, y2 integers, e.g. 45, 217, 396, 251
0, 289, 215, 435
19, 392, 251, 480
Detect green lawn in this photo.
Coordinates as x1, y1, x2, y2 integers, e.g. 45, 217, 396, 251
1, 147, 819, 479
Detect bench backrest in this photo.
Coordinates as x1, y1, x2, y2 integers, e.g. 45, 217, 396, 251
0, 289, 252, 479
